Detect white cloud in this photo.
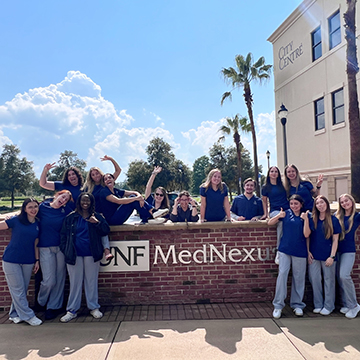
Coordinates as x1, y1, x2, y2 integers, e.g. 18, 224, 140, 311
180, 112, 276, 173
0, 71, 134, 162
87, 127, 178, 181
0, 128, 12, 148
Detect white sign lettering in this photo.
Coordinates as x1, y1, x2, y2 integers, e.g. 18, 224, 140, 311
153, 244, 274, 265
100, 240, 149, 272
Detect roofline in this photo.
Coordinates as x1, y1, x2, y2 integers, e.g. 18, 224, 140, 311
267, 0, 316, 43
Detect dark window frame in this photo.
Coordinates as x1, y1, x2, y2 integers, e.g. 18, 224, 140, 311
332, 88, 345, 125
329, 10, 341, 50
314, 97, 325, 131
311, 26, 322, 61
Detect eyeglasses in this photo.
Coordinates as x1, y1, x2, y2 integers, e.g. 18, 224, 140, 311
155, 193, 164, 197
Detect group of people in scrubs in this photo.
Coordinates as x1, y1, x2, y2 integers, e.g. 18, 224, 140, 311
1, 161, 359, 326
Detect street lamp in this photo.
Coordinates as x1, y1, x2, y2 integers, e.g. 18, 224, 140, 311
266, 150, 270, 170
278, 104, 288, 167
178, 163, 183, 191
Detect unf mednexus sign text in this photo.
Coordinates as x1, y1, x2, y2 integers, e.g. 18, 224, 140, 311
100, 241, 275, 272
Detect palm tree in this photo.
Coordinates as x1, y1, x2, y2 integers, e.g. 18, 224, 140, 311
218, 114, 251, 194
221, 53, 272, 195
344, 0, 360, 202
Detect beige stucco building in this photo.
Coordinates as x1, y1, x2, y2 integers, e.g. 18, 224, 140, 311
268, 0, 358, 201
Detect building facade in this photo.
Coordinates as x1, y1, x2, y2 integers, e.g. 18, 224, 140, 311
268, 0, 357, 201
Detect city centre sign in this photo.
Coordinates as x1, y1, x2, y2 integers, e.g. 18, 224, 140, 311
100, 241, 275, 272
278, 40, 303, 70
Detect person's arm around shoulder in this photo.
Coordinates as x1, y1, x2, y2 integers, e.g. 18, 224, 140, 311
145, 166, 162, 199
39, 163, 56, 191
268, 208, 285, 225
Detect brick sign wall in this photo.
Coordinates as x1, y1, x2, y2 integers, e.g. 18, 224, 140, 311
0, 222, 359, 310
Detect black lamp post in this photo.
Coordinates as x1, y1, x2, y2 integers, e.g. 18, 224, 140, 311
178, 163, 183, 191
266, 150, 270, 170
278, 104, 288, 167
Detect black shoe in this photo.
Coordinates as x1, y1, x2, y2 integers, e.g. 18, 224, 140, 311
45, 309, 58, 320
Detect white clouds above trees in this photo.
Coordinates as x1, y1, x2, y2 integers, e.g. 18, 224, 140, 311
0, 71, 276, 180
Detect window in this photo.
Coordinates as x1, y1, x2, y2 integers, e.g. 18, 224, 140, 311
314, 97, 325, 130
332, 88, 345, 125
312, 26, 322, 61
329, 10, 341, 49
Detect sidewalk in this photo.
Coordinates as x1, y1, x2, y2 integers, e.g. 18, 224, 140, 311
1, 302, 359, 359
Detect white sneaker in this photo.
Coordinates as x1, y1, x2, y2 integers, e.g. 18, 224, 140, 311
293, 308, 303, 317
60, 311, 77, 323
273, 309, 282, 319
152, 208, 169, 219
275, 251, 280, 265
313, 308, 322, 314
90, 309, 103, 319
345, 304, 360, 319
26, 316, 42, 326
320, 308, 332, 316
340, 307, 349, 314
9, 316, 22, 324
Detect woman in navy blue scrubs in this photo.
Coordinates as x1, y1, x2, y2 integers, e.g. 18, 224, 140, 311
1, 198, 42, 326
199, 169, 231, 223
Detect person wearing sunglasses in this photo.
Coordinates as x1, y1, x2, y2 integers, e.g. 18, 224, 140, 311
144, 166, 170, 219
100, 173, 168, 225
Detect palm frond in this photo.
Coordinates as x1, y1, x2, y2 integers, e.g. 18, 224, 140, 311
220, 91, 232, 105
218, 125, 231, 134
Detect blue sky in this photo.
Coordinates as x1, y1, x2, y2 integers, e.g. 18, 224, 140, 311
0, 0, 303, 181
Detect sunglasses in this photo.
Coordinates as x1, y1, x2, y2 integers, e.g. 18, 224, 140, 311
155, 193, 164, 197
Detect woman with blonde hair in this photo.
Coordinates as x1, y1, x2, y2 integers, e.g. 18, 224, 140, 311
82, 155, 122, 210
304, 195, 340, 315
200, 169, 231, 223
284, 164, 323, 211
83, 155, 121, 260
335, 193, 360, 319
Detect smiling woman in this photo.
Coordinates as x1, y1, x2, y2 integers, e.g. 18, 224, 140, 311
0, 198, 43, 326
39, 163, 84, 210
59, 192, 110, 323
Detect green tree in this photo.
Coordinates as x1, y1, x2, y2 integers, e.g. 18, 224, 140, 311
208, 143, 255, 201
48, 150, 87, 181
0, 144, 36, 208
127, 138, 192, 193
221, 52, 272, 195
344, 0, 360, 202
192, 155, 210, 194
218, 114, 251, 194
126, 160, 152, 193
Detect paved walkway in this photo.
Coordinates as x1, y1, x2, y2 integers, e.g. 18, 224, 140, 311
0, 301, 345, 324
1, 302, 359, 359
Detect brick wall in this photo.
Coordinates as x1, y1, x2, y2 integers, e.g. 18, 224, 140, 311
1, 222, 360, 310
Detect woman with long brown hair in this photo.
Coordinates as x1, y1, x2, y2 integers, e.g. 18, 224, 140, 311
335, 194, 360, 319
305, 195, 340, 315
